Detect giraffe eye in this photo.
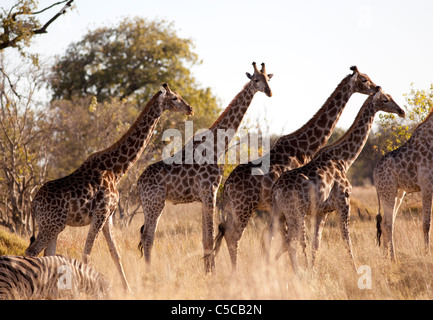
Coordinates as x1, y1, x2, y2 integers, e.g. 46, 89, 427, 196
361, 78, 367, 83
254, 79, 259, 83
172, 97, 178, 101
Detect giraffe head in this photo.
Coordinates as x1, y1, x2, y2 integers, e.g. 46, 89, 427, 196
349, 66, 377, 95
246, 62, 273, 97
159, 83, 194, 116
371, 86, 406, 118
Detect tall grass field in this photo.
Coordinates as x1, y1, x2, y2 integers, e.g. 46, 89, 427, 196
2, 186, 433, 300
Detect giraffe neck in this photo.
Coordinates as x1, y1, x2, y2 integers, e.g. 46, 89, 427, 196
210, 81, 256, 134
182, 82, 256, 162
322, 95, 376, 171
405, 108, 433, 146
83, 92, 164, 179
270, 74, 355, 165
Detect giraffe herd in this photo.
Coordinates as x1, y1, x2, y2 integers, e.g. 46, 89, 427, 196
12, 62, 431, 297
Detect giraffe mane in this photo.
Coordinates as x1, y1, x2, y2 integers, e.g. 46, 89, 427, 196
88, 90, 163, 159
209, 82, 252, 130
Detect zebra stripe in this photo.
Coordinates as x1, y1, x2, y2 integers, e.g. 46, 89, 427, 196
0, 255, 109, 300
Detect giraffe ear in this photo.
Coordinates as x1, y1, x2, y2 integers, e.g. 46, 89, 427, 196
267, 74, 274, 80
246, 72, 253, 80
160, 85, 167, 95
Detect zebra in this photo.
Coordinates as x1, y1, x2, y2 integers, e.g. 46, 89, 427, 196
0, 255, 110, 300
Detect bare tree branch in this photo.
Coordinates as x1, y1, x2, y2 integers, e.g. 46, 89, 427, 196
32, 0, 71, 15
33, 0, 74, 34
0, 0, 74, 50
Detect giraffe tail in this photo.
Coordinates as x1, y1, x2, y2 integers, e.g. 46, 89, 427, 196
375, 192, 382, 247
137, 225, 144, 258
29, 203, 36, 244
213, 222, 226, 257
203, 221, 226, 262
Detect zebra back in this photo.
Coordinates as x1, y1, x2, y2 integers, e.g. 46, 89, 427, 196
0, 255, 109, 300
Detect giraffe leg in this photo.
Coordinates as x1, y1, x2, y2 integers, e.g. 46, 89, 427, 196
102, 215, 132, 293
25, 228, 59, 257
139, 199, 165, 271
83, 214, 107, 264
262, 212, 279, 264
311, 213, 328, 266
284, 214, 303, 275
137, 175, 166, 271
300, 217, 309, 268
337, 203, 356, 270
420, 187, 433, 255
381, 189, 403, 261
200, 184, 219, 274
272, 214, 288, 261
44, 236, 59, 256
265, 194, 289, 264
202, 203, 216, 274
25, 212, 66, 257
223, 207, 253, 273
261, 223, 273, 264
381, 200, 395, 260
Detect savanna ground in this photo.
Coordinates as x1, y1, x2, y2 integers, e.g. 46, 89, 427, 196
2, 185, 433, 300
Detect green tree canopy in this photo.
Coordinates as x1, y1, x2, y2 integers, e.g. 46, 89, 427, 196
50, 17, 204, 103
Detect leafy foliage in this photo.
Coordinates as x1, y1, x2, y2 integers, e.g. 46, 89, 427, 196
50, 17, 200, 102
0, 0, 74, 61
375, 84, 433, 154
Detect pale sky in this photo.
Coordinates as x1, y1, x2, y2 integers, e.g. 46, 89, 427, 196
4, 0, 433, 135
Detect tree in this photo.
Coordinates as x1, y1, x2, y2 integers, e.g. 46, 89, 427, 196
50, 17, 207, 102
0, 53, 54, 233
375, 84, 433, 154
0, 0, 74, 54
0, 1, 75, 234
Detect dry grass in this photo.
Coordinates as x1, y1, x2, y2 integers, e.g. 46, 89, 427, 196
2, 186, 433, 300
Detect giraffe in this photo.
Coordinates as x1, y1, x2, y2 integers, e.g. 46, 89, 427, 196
213, 66, 378, 272
137, 62, 273, 273
24, 84, 194, 292
270, 86, 405, 273
374, 107, 433, 261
